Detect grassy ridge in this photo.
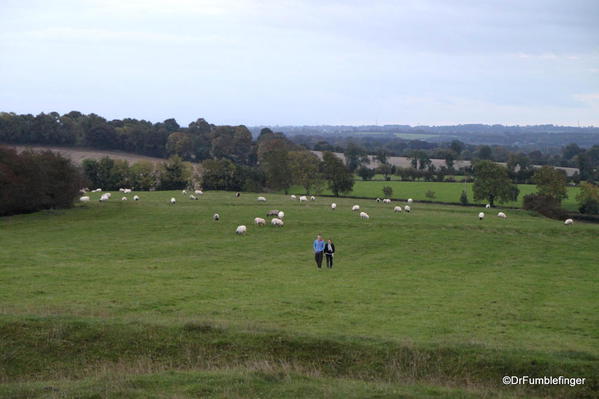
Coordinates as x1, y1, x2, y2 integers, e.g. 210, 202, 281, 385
1, 317, 594, 398
289, 181, 580, 211
1, 191, 597, 397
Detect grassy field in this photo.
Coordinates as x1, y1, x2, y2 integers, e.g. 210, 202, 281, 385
295, 181, 581, 211
1, 191, 597, 398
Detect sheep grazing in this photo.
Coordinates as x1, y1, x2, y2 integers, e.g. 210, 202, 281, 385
189, 195, 197, 200
236, 225, 247, 234
133, 195, 140, 201
352, 205, 360, 211
254, 217, 266, 226
331, 203, 336, 210
564, 218, 574, 225
182, 190, 187, 195
497, 212, 507, 219
310, 196, 316, 201
271, 217, 284, 226
376, 198, 381, 203
195, 190, 204, 195
235, 192, 240, 197
257, 196, 267, 202
93, 188, 102, 192
80, 196, 90, 202
266, 209, 280, 217
404, 205, 411, 213
485, 204, 491, 208
170, 197, 176, 205
99, 194, 109, 202
119, 188, 125, 192
277, 211, 285, 219
106, 193, 112, 198
121, 196, 127, 201
383, 198, 391, 204
123, 188, 132, 194
407, 198, 413, 203
478, 212, 485, 220
394, 206, 402, 213
213, 213, 220, 221
290, 195, 297, 200
359, 212, 370, 220
299, 195, 308, 202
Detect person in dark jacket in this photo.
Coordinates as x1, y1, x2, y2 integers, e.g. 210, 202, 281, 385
324, 239, 335, 268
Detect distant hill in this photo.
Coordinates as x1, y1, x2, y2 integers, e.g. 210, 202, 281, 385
5, 144, 166, 165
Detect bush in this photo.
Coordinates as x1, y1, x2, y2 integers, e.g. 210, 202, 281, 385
0, 147, 83, 216
425, 190, 436, 199
382, 186, 393, 198
523, 193, 567, 219
459, 190, 469, 205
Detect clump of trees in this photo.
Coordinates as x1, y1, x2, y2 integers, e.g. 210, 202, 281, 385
0, 146, 83, 216
82, 156, 193, 191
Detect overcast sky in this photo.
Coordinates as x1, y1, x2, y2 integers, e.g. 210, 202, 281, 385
1, 0, 598, 126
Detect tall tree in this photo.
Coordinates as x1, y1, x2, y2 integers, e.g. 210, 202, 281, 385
322, 151, 354, 197
288, 150, 324, 194
472, 160, 518, 206
533, 166, 568, 202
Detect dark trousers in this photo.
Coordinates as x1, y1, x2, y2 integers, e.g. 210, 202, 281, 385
314, 251, 324, 268
325, 254, 333, 268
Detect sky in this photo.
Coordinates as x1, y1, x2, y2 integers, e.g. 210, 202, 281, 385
1, 0, 598, 127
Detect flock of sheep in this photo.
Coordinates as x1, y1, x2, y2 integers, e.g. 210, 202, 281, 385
79, 189, 576, 228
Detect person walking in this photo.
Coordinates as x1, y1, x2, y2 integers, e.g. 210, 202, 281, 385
324, 239, 335, 268
313, 234, 325, 269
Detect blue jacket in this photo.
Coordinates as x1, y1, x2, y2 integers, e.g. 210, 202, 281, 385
313, 239, 325, 253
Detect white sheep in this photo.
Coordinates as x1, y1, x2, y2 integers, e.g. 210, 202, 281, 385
213, 213, 220, 221
257, 196, 267, 202
383, 198, 391, 204
478, 212, 485, 220
271, 217, 284, 226
407, 198, 413, 203
189, 195, 197, 200
394, 206, 402, 213
310, 196, 316, 201
485, 204, 491, 208
359, 211, 370, 220
119, 188, 125, 192
121, 196, 127, 201
291, 195, 297, 200
95, 188, 102, 192
99, 194, 109, 202
133, 195, 140, 201
497, 212, 507, 218
352, 205, 360, 211
331, 203, 336, 210
106, 193, 111, 198
277, 211, 285, 219
254, 217, 266, 226
123, 188, 132, 194
404, 205, 411, 213
182, 190, 187, 194
170, 197, 176, 205
80, 196, 90, 202
564, 218, 573, 225
376, 198, 381, 203
195, 190, 203, 195
236, 225, 247, 234
299, 195, 308, 202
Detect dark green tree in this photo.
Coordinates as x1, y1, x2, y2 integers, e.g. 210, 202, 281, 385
472, 160, 518, 206
322, 151, 354, 196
